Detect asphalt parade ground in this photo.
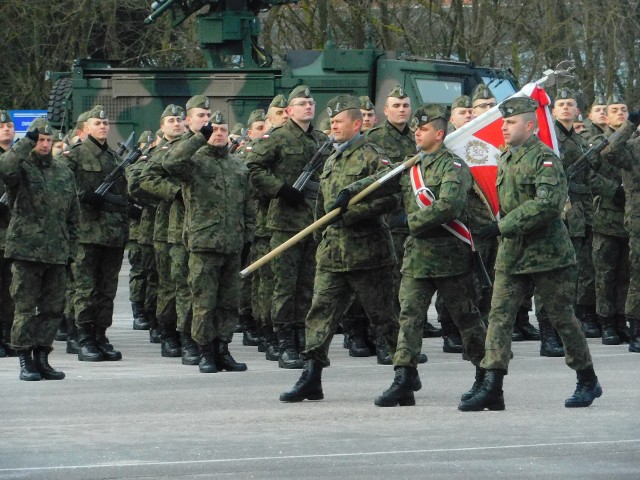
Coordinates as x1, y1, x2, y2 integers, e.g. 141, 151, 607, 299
0, 262, 639, 479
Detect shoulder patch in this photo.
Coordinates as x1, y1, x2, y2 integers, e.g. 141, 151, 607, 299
543, 160, 553, 167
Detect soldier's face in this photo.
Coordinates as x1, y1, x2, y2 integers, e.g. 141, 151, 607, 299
384, 98, 411, 126
573, 122, 586, 134
361, 109, 377, 131
606, 104, 628, 129
414, 122, 444, 153
161, 115, 184, 140
330, 110, 362, 143
450, 108, 474, 129
472, 98, 497, 116
553, 99, 579, 123
0, 121, 15, 146
86, 118, 110, 143
248, 121, 266, 140
52, 141, 64, 157
268, 107, 288, 127
287, 98, 316, 123
207, 124, 229, 148
589, 105, 607, 127
501, 115, 534, 147
34, 134, 53, 155
187, 108, 212, 132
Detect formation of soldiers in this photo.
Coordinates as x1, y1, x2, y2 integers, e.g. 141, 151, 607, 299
0, 79, 638, 412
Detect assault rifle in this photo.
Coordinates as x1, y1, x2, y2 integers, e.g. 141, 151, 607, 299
229, 128, 248, 154
566, 126, 626, 182
292, 134, 335, 191
116, 131, 135, 157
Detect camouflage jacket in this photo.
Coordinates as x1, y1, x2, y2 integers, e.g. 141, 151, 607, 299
127, 144, 162, 246
315, 135, 397, 272
161, 133, 256, 253
555, 121, 593, 236
0, 138, 79, 264
246, 119, 329, 232
241, 136, 271, 238
581, 119, 604, 140
495, 135, 575, 275
62, 137, 128, 247
0, 145, 11, 250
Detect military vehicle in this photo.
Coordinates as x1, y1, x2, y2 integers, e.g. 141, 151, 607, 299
47, 0, 518, 144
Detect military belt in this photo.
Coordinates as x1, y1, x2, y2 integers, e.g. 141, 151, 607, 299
414, 226, 451, 239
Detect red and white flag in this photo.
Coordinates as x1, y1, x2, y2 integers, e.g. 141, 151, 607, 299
444, 83, 559, 217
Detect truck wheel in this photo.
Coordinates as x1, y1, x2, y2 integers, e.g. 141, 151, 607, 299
47, 77, 72, 129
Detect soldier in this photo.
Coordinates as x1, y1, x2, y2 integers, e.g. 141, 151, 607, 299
280, 95, 400, 402
596, 94, 640, 352
160, 111, 255, 373
359, 96, 378, 132
0, 110, 16, 358
449, 95, 474, 130
471, 84, 497, 117
0, 118, 79, 380
583, 95, 607, 138
265, 94, 289, 129
247, 85, 329, 369
318, 118, 331, 136
458, 97, 601, 411
63, 105, 128, 362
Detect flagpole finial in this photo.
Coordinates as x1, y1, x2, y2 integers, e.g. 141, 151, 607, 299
541, 60, 576, 88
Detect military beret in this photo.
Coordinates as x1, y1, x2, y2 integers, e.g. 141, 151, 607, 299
288, 85, 312, 103
28, 117, 54, 135
451, 95, 472, 110
186, 95, 211, 111
499, 97, 538, 118
155, 128, 163, 138
388, 84, 408, 99
138, 131, 153, 144
325, 95, 360, 118
591, 94, 607, 107
472, 84, 494, 102
52, 129, 65, 142
87, 105, 108, 120
76, 110, 91, 123
0, 110, 12, 124
607, 93, 626, 106
319, 118, 331, 132
210, 110, 226, 125
247, 109, 266, 126
555, 87, 576, 101
230, 123, 244, 136
410, 104, 447, 129
269, 94, 288, 109
62, 132, 75, 145
359, 96, 375, 110
161, 104, 185, 119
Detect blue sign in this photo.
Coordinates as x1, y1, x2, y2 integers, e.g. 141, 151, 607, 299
9, 110, 47, 139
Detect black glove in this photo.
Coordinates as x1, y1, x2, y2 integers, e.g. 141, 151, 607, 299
200, 123, 214, 141
241, 242, 252, 266
0, 202, 10, 217
613, 185, 626, 206
80, 191, 104, 209
277, 184, 305, 206
477, 221, 501, 240
25, 129, 39, 142
328, 190, 351, 214
387, 213, 408, 230
127, 204, 143, 220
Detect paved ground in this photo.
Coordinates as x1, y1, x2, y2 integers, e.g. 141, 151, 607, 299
0, 264, 638, 479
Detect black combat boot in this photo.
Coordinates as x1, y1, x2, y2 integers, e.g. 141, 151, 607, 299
66, 314, 79, 354
256, 324, 266, 353
565, 366, 602, 408
55, 317, 68, 341
160, 327, 181, 357
0, 342, 6, 358
33, 346, 65, 380
132, 301, 150, 330
279, 359, 324, 402
180, 332, 200, 365
443, 333, 463, 353
95, 327, 122, 361
423, 320, 441, 338
277, 327, 303, 369
600, 315, 621, 345
576, 305, 601, 338
18, 349, 42, 381
240, 313, 260, 347
616, 314, 629, 343
77, 324, 104, 362
516, 307, 540, 340
345, 316, 371, 357
458, 369, 505, 411
375, 330, 392, 365
1, 324, 17, 356
263, 326, 280, 361
511, 324, 524, 341
539, 315, 565, 357
374, 366, 417, 407
460, 367, 486, 402
198, 342, 217, 373
628, 318, 640, 353
214, 339, 247, 372
148, 311, 162, 343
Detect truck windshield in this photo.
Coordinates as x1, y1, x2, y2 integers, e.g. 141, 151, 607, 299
481, 76, 517, 101
415, 78, 463, 105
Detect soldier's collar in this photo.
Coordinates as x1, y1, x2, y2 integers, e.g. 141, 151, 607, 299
88, 135, 109, 151
555, 119, 573, 138
385, 120, 410, 138
32, 150, 53, 167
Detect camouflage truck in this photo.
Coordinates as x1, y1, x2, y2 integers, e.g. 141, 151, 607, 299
47, 0, 517, 144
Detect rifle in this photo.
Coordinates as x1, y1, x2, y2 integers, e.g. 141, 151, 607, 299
292, 134, 335, 191
116, 131, 136, 157
0, 192, 8, 207
229, 128, 249, 154
566, 126, 626, 182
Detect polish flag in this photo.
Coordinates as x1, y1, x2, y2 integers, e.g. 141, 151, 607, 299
444, 83, 559, 217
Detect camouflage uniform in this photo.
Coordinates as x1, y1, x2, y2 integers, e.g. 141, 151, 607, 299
0, 133, 79, 349
0, 145, 14, 354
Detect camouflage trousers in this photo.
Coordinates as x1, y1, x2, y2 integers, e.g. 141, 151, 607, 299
127, 241, 146, 303
188, 251, 240, 345
269, 230, 316, 331
63, 263, 74, 321
592, 233, 629, 317
482, 267, 593, 373
72, 244, 124, 328
239, 274, 252, 317
572, 227, 596, 307
390, 230, 408, 316
0, 253, 14, 342
396, 273, 486, 368
9, 260, 66, 349
170, 243, 192, 333
624, 230, 640, 319
154, 241, 177, 329
250, 236, 273, 327
302, 266, 398, 367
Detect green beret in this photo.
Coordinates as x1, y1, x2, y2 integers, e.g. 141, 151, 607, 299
499, 97, 538, 118
138, 131, 153, 144
325, 95, 360, 118
269, 94, 288, 109
76, 110, 91, 123
555, 87, 576, 101
359, 96, 375, 110
607, 93, 626, 106
52, 129, 65, 142
472, 84, 494, 102
186, 95, 211, 111
319, 118, 331, 132
591, 94, 607, 107
288, 85, 312, 103
388, 84, 408, 99
410, 104, 447, 129
155, 129, 163, 138
0, 110, 12, 124
247, 109, 266, 126
87, 105, 108, 120
161, 104, 185, 119
28, 117, 54, 135
230, 123, 244, 135
62, 132, 75, 145
451, 95, 472, 110
210, 110, 226, 125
